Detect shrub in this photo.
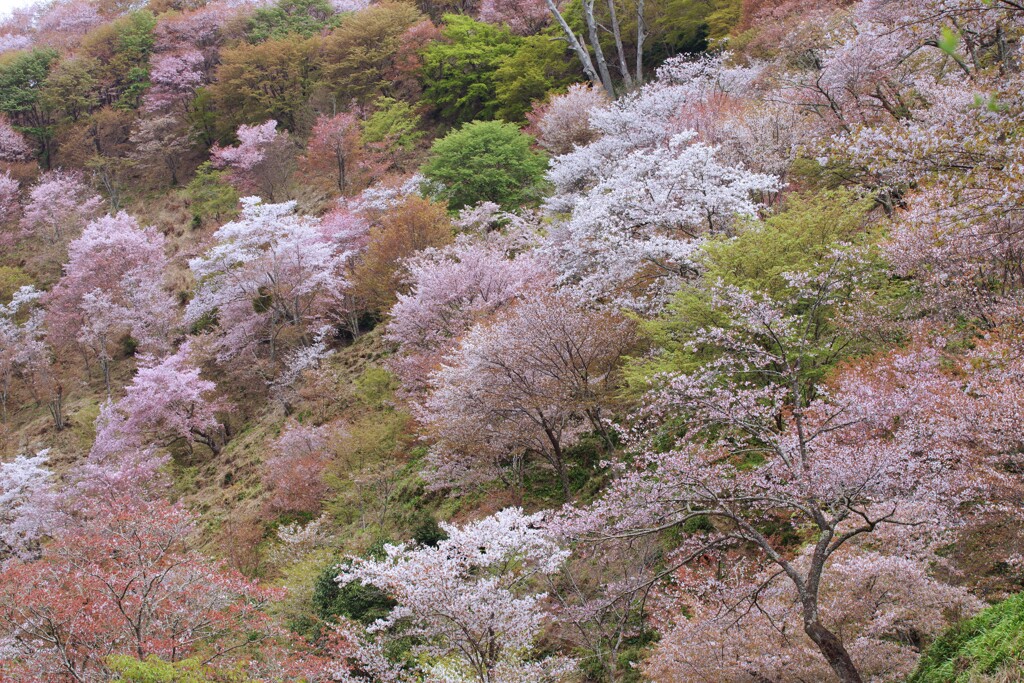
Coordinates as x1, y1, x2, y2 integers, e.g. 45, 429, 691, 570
421, 120, 548, 210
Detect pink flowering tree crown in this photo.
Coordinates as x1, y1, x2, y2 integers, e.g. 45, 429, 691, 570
561, 257, 1000, 682
93, 342, 228, 458
20, 169, 103, 243
338, 507, 575, 683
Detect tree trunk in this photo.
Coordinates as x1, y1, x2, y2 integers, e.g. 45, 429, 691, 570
804, 620, 863, 683
605, 0, 633, 88
582, 0, 617, 97
635, 0, 646, 83
545, 0, 611, 96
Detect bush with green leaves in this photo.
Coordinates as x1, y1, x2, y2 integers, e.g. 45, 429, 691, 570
421, 119, 548, 210
246, 0, 338, 43
185, 162, 239, 226
420, 15, 519, 124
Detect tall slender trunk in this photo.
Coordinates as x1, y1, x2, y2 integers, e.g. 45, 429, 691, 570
545, 0, 611, 96
582, 0, 616, 97
605, 0, 633, 88
635, 0, 646, 83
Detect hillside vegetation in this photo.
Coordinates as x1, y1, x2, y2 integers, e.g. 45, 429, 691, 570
2, 0, 1024, 681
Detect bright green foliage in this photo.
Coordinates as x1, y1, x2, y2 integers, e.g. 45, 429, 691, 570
420, 15, 520, 124
107, 655, 251, 683
701, 190, 875, 295
626, 190, 881, 387
362, 97, 423, 150
421, 120, 548, 210
0, 48, 58, 121
910, 591, 1024, 682
0, 48, 58, 163
185, 162, 240, 226
100, 10, 158, 110
493, 35, 579, 122
247, 0, 338, 43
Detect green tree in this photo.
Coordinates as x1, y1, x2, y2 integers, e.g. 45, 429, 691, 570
421, 119, 548, 210
185, 162, 240, 226
362, 96, 422, 150
0, 48, 58, 166
493, 34, 579, 122
41, 56, 100, 123
246, 0, 338, 43
420, 15, 520, 124
80, 10, 157, 110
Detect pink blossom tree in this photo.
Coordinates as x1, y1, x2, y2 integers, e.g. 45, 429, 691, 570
526, 84, 608, 155
643, 549, 981, 682
338, 508, 575, 683
0, 170, 18, 228
0, 286, 50, 425
262, 422, 336, 513
20, 170, 103, 243
561, 261, 997, 682
45, 212, 177, 390
0, 496, 279, 683
211, 120, 296, 201
186, 197, 351, 371
418, 291, 637, 497
0, 450, 53, 562
92, 343, 228, 457
478, 0, 549, 34
0, 116, 31, 162
144, 50, 205, 115
386, 233, 554, 391
302, 112, 369, 194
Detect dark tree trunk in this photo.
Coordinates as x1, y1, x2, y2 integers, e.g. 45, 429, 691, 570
804, 620, 863, 683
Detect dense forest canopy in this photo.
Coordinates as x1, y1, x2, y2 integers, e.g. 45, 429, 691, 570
2, 0, 1024, 681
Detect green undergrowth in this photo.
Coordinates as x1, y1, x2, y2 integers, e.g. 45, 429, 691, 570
910, 592, 1024, 682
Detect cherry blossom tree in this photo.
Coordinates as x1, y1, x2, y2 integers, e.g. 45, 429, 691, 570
211, 120, 296, 201
0, 286, 54, 426
479, 0, 549, 35
20, 169, 103, 243
46, 212, 177, 390
92, 343, 228, 457
562, 261, 998, 682
419, 292, 637, 497
0, 33, 31, 54
0, 496, 278, 683
263, 422, 336, 513
186, 198, 350, 370
0, 170, 19, 228
302, 112, 370, 194
526, 83, 608, 155
0, 450, 52, 562
338, 508, 575, 683
144, 49, 205, 114
546, 131, 777, 309
643, 549, 981, 682
386, 232, 554, 391
0, 116, 31, 162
